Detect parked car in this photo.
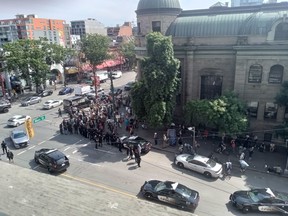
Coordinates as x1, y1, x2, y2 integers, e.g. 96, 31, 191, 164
174, 154, 223, 178
36, 89, 53, 97
58, 87, 74, 95
10, 129, 30, 148
86, 88, 105, 100
124, 81, 135, 91
140, 180, 200, 213
230, 188, 288, 214
21, 96, 42, 106
120, 135, 152, 154
112, 71, 122, 79
7, 115, 30, 127
34, 148, 70, 173
0, 99, 11, 113
109, 88, 122, 96
42, 100, 63, 109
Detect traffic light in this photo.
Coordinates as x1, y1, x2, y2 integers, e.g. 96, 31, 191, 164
25, 117, 35, 139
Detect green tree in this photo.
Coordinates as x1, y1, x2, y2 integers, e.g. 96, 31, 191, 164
184, 92, 248, 135
3, 39, 52, 92
274, 81, 288, 140
80, 34, 110, 92
131, 32, 180, 127
119, 40, 135, 70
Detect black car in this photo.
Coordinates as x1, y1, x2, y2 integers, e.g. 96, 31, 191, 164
124, 81, 135, 91
58, 87, 74, 95
36, 89, 53, 97
120, 135, 152, 154
230, 188, 288, 214
34, 148, 70, 173
140, 180, 200, 212
0, 99, 11, 113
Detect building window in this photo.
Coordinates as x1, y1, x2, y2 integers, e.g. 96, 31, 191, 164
152, 21, 161, 32
137, 22, 141, 35
248, 64, 262, 83
275, 22, 288, 41
200, 75, 223, 99
268, 65, 283, 84
247, 101, 258, 118
264, 103, 278, 120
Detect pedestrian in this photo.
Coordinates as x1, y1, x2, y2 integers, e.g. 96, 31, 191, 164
94, 135, 99, 149
231, 138, 236, 154
163, 134, 168, 148
58, 108, 62, 117
1, 140, 8, 155
134, 144, 141, 167
154, 132, 158, 145
239, 159, 249, 173
248, 146, 254, 160
7, 150, 14, 163
224, 160, 232, 180
239, 151, 245, 160
129, 126, 134, 136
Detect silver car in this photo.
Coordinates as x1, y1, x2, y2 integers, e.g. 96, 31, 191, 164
174, 154, 223, 178
7, 115, 30, 127
10, 129, 30, 148
21, 96, 42, 106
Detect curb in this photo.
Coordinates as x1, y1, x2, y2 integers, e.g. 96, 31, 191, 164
151, 146, 288, 179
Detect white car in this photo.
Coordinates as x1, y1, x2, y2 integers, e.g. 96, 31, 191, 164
174, 154, 223, 178
112, 71, 122, 79
7, 115, 31, 127
43, 100, 63, 109
86, 88, 104, 99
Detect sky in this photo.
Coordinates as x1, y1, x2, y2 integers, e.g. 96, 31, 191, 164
0, 0, 287, 27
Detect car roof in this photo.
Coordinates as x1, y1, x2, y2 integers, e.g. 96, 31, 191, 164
192, 155, 210, 163
46, 149, 66, 160
12, 115, 25, 118
12, 129, 25, 134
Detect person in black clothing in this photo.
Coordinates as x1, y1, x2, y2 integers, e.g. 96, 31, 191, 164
1, 141, 8, 155
134, 146, 141, 167
117, 137, 122, 152
59, 123, 63, 134
7, 150, 14, 163
94, 135, 99, 149
98, 133, 103, 147
58, 108, 62, 117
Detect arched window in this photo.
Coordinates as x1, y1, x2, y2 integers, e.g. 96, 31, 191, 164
268, 65, 284, 84
200, 75, 223, 99
275, 23, 288, 41
248, 64, 262, 83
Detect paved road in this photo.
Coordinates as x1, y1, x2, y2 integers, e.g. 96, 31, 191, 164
1, 70, 288, 216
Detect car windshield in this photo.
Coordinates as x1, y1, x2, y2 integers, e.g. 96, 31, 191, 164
155, 182, 172, 192
14, 132, 26, 139
24, 97, 31, 101
48, 150, 65, 161
248, 189, 274, 203
206, 159, 217, 167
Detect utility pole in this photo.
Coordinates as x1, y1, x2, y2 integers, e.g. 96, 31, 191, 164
188, 127, 196, 148
109, 69, 116, 123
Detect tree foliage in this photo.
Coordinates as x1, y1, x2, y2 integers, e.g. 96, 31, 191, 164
275, 81, 288, 107
130, 32, 180, 127
2, 39, 69, 90
119, 40, 136, 70
185, 92, 248, 134
80, 34, 110, 71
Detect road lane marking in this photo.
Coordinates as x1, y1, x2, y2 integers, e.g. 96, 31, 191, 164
72, 150, 78, 154
82, 144, 88, 147
95, 149, 115, 154
28, 146, 36, 150
38, 141, 45, 145
61, 173, 136, 199
64, 147, 71, 151
17, 150, 27, 156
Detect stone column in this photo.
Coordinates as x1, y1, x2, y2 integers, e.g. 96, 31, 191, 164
185, 50, 194, 102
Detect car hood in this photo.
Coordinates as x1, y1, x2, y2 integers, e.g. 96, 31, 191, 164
176, 154, 191, 162
233, 191, 253, 204
13, 136, 29, 143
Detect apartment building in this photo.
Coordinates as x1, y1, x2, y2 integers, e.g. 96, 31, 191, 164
70, 18, 106, 38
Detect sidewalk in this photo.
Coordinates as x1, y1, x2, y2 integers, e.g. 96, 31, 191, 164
125, 126, 288, 178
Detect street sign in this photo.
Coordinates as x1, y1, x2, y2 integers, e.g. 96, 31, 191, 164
33, 115, 46, 124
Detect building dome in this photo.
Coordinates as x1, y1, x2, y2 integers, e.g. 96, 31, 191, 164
136, 0, 181, 13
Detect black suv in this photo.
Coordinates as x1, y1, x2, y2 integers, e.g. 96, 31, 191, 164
34, 149, 70, 173
0, 99, 11, 113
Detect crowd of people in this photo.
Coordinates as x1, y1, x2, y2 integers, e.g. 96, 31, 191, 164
58, 93, 142, 167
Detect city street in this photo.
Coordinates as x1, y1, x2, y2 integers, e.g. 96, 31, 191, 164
0, 71, 287, 216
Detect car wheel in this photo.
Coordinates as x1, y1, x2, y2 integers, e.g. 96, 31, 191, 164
242, 206, 250, 214
177, 162, 184, 168
48, 167, 53, 174
34, 157, 40, 164
144, 192, 153, 199
204, 171, 212, 178
3, 108, 8, 113
16, 123, 20, 127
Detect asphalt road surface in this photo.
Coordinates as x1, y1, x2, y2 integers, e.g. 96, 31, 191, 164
1, 71, 288, 216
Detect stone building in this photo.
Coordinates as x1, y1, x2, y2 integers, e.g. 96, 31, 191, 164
135, 0, 288, 141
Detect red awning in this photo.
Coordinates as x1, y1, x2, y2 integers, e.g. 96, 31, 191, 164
81, 59, 124, 71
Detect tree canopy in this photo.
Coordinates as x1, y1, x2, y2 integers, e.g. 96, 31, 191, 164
80, 34, 110, 71
2, 39, 70, 91
275, 81, 288, 107
119, 40, 136, 70
185, 92, 248, 134
131, 32, 180, 127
